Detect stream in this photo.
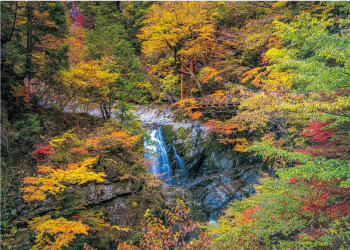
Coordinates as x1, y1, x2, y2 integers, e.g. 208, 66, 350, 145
83, 105, 274, 224
140, 106, 275, 225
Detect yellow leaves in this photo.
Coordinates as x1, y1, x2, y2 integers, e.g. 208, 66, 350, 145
242, 67, 291, 92
22, 157, 105, 203
110, 226, 132, 232
199, 68, 225, 84
60, 60, 119, 106
139, 1, 217, 74
49, 129, 80, 148
29, 215, 88, 250
65, 21, 87, 66
209, 90, 225, 97
173, 98, 198, 108
232, 138, 250, 152
262, 71, 292, 92
101, 131, 140, 146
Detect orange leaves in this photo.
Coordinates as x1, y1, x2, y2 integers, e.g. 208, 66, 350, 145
242, 66, 292, 93
131, 199, 200, 250
205, 119, 250, 151
173, 99, 203, 120
242, 67, 265, 83
206, 119, 248, 135
10, 80, 35, 106
85, 139, 100, 147
22, 157, 105, 203
69, 147, 88, 154
29, 215, 89, 250
65, 19, 87, 66
118, 174, 140, 182
84, 130, 141, 153
235, 205, 261, 225
116, 170, 211, 249
36, 166, 56, 174
189, 111, 204, 120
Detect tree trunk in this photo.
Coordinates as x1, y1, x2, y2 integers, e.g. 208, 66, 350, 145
26, 2, 33, 81
180, 61, 205, 97
103, 103, 110, 119
100, 105, 106, 119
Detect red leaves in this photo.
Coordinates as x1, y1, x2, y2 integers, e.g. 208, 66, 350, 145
289, 177, 350, 222
72, 216, 81, 221
32, 145, 54, 161
294, 149, 309, 154
289, 176, 299, 184
299, 119, 350, 159
75, 14, 94, 29
302, 119, 335, 143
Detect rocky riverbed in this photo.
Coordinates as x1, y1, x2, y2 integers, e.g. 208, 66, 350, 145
135, 105, 275, 221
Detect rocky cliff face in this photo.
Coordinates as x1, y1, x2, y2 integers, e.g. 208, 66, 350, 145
163, 123, 275, 220
2, 163, 145, 250
133, 105, 275, 220
4, 163, 142, 224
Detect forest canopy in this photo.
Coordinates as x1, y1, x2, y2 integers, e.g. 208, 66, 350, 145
1, 1, 350, 250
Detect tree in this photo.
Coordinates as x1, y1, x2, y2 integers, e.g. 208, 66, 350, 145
1, 1, 69, 114
203, 3, 350, 248
84, 21, 150, 120
138, 1, 218, 97
118, 199, 200, 250
0, 111, 40, 217
60, 59, 119, 118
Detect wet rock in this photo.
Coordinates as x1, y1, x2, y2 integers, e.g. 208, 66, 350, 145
4, 178, 141, 223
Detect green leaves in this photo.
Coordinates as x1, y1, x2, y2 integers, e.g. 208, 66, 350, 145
248, 141, 350, 187
268, 12, 350, 93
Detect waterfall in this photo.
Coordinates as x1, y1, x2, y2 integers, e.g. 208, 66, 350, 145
172, 146, 189, 187
144, 127, 172, 184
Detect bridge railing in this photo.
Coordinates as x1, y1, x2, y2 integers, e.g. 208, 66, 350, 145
175, 93, 249, 108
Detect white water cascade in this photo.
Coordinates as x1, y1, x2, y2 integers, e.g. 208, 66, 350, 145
172, 146, 189, 187
144, 127, 172, 184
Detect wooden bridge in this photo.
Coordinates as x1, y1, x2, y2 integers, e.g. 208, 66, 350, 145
175, 93, 248, 108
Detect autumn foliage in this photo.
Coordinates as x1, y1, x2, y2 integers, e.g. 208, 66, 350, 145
118, 199, 203, 250
32, 145, 54, 161
22, 157, 105, 203
2, 1, 350, 250
29, 215, 89, 250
